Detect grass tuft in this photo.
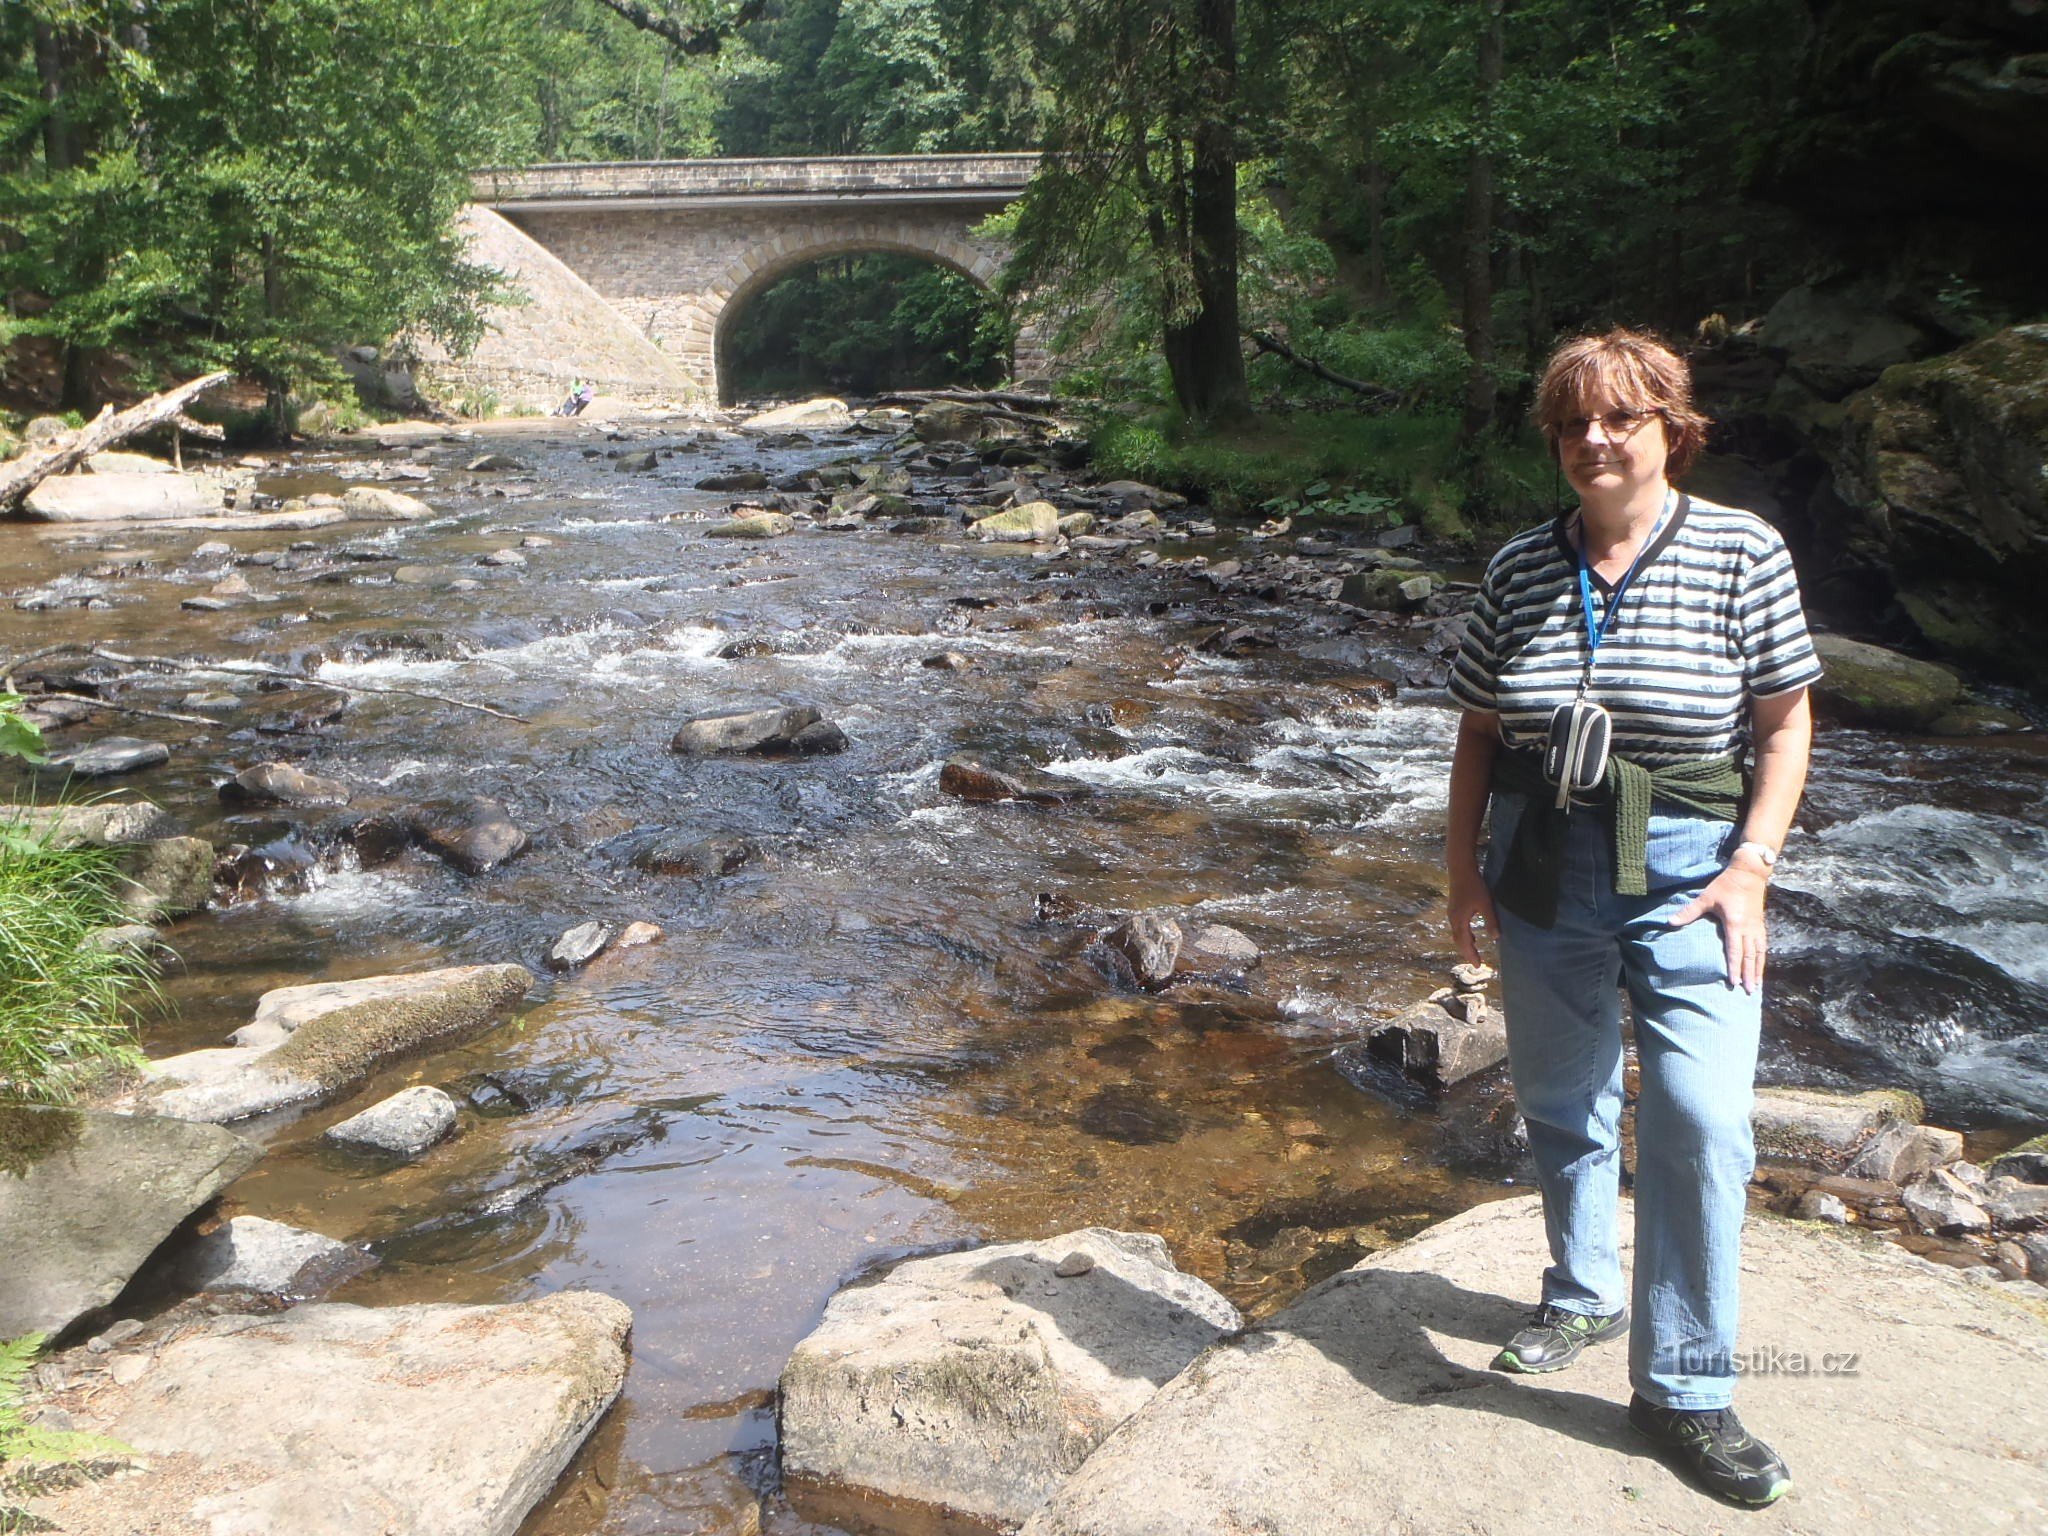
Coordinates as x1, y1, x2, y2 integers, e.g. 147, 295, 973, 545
0, 814, 156, 1106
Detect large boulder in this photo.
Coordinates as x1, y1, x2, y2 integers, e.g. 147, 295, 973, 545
21, 472, 226, 522
1758, 281, 1936, 397
1809, 634, 1962, 731
0, 1104, 262, 1339
342, 485, 433, 520
18, 1291, 632, 1536
406, 797, 531, 875
1020, 1195, 2048, 1536
780, 1228, 1240, 1536
741, 397, 853, 431
704, 510, 795, 539
125, 964, 531, 1124
669, 705, 846, 756
5, 798, 210, 919
913, 401, 987, 443
970, 501, 1061, 543
1822, 324, 2048, 678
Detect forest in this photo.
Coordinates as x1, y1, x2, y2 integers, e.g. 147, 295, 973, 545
2, 3, 2042, 468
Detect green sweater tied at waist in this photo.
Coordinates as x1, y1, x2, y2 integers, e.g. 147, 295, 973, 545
1489, 745, 1748, 929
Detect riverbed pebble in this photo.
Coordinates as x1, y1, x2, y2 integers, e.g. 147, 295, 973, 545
548, 920, 614, 970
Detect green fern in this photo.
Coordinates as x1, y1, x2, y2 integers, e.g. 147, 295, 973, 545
0, 1333, 132, 1520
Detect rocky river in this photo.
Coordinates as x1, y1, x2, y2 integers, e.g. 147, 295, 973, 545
4, 402, 2046, 1533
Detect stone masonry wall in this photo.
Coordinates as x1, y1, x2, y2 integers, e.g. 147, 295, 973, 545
412, 206, 693, 412
504, 205, 1013, 402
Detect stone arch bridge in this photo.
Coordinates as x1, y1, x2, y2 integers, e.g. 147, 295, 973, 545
423, 154, 1044, 409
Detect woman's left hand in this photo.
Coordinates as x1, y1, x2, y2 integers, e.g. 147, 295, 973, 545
1669, 862, 1770, 994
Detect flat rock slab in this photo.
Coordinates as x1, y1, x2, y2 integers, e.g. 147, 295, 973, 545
0, 1104, 262, 1339
1023, 1195, 2048, 1536
1753, 1085, 1924, 1168
47, 735, 171, 777
782, 1227, 1240, 1535
21, 1291, 632, 1536
22, 471, 226, 521
6, 799, 176, 846
130, 964, 531, 1124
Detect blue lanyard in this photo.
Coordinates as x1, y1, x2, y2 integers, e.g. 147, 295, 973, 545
1576, 491, 1675, 671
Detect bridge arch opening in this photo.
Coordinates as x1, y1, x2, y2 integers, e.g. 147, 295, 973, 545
707, 236, 1012, 405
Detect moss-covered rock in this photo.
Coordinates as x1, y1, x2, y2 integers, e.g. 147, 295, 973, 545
970, 501, 1060, 543
1810, 634, 1962, 732
1824, 324, 2048, 678
1926, 702, 2032, 737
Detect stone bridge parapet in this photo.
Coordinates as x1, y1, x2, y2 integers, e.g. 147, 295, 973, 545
474, 153, 1039, 209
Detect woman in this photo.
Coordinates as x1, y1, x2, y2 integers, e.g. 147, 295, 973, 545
1444, 328, 1819, 1507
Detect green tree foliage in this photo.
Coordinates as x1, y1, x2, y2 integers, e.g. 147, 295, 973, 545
0, 1, 532, 425
721, 253, 1007, 397
1262, 0, 1808, 419
527, 0, 730, 159
714, 0, 1041, 155
1006, 0, 1254, 423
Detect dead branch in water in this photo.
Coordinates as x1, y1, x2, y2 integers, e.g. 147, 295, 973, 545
1, 641, 531, 725
0, 373, 235, 513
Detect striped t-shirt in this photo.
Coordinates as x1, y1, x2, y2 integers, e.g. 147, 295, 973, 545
1448, 495, 1822, 766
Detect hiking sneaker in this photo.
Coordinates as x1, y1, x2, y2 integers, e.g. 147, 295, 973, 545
1491, 1303, 1629, 1373
1628, 1394, 1792, 1507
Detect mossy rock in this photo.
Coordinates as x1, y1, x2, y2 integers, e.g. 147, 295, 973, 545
1926, 702, 2031, 736
1416, 483, 1472, 546
1988, 1133, 2048, 1184
1810, 634, 1962, 732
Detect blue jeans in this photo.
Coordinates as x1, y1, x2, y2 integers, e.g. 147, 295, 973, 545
1485, 792, 1759, 1410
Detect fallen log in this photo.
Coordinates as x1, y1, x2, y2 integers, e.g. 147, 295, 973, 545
0, 371, 234, 513
1247, 332, 1401, 409
877, 387, 1061, 412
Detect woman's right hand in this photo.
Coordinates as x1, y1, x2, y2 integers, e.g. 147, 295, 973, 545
1447, 859, 1498, 967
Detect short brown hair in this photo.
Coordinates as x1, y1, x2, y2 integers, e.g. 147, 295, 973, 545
1534, 328, 1712, 480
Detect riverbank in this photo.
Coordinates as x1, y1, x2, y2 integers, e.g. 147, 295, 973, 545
2, 400, 2043, 1532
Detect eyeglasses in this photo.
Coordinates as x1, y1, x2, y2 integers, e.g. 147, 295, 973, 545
1554, 408, 1661, 441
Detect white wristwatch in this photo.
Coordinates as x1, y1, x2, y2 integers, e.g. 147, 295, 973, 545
1734, 840, 1779, 877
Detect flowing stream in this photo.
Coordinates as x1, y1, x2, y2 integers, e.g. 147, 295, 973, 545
3, 415, 2044, 1533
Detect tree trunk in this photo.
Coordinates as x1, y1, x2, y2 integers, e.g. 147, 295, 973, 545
262, 236, 291, 438
1364, 143, 1387, 308
1459, 0, 1505, 443
33, 22, 76, 174
1164, 0, 1250, 426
